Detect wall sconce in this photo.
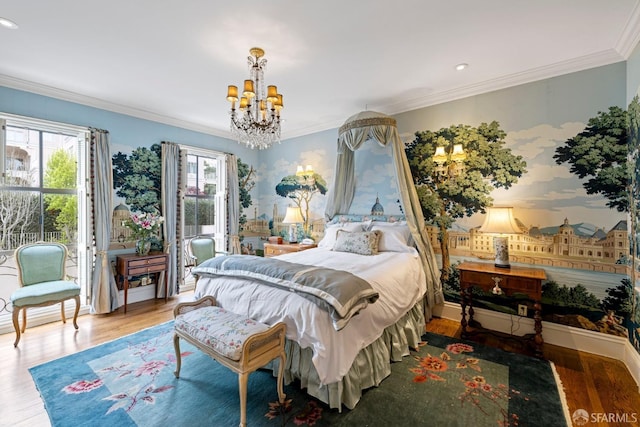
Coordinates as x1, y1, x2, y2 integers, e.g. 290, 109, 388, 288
478, 206, 521, 268
296, 164, 315, 186
433, 143, 466, 180
282, 206, 304, 243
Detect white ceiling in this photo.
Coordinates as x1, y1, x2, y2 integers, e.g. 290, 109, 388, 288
1, 1, 639, 141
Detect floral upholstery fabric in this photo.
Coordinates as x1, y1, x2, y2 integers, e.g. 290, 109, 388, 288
174, 306, 268, 361
332, 230, 381, 255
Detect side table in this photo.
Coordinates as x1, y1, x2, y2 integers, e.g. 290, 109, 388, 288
116, 252, 169, 313
458, 261, 547, 357
263, 242, 317, 257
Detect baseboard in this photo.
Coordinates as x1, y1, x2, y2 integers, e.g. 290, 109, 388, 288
117, 284, 157, 307
435, 301, 640, 392
0, 305, 91, 336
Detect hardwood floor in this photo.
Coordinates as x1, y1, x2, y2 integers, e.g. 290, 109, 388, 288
1, 294, 639, 426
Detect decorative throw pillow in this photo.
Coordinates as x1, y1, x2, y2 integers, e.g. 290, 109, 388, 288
317, 222, 367, 248
332, 230, 381, 255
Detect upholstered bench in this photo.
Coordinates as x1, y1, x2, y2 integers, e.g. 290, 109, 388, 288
173, 296, 286, 427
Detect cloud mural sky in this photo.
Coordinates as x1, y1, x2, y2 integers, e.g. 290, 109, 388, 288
111, 118, 626, 236
459, 121, 626, 232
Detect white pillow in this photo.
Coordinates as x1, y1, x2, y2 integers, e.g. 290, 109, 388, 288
317, 222, 365, 248
371, 223, 412, 252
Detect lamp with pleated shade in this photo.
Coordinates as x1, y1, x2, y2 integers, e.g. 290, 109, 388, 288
478, 206, 520, 268
282, 206, 304, 243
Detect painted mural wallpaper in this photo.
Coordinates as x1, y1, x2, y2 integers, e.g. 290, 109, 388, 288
402, 107, 634, 343
629, 94, 640, 354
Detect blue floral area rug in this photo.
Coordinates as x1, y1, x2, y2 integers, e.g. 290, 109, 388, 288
29, 321, 569, 426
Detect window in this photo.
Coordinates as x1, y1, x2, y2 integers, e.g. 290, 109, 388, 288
181, 148, 226, 290
0, 114, 90, 328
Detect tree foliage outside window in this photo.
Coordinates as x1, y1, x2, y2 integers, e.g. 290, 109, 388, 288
405, 121, 527, 280
0, 186, 38, 250
43, 149, 77, 242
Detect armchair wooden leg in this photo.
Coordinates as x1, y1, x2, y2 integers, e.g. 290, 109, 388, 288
72, 296, 80, 330
12, 308, 21, 347
60, 300, 66, 324
21, 309, 27, 333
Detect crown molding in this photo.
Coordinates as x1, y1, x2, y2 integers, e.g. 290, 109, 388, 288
381, 49, 626, 116
615, 0, 640, 58
0, 74, 233, 140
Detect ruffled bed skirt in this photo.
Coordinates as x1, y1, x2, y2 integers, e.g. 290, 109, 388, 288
267, 300, 426, 410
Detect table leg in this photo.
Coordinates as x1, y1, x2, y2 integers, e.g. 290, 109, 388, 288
533, 300, 543, 357
123, 275, 129, 314
164, 269, 168, 303
460, 287, 469, 338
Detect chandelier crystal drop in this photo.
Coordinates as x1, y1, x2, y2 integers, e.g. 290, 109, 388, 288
226, 47, 283, 150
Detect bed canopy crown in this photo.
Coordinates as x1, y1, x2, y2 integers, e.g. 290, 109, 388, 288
326, 110, 442, 319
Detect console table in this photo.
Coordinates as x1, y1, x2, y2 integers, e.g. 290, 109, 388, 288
116, 252, 169, 313
458, 261, 546, 357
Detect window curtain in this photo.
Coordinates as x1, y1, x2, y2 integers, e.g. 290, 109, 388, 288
89, 129, 119, 314
160, 141, 180, 297
226, 154, 241, 254
325, 111, 442, 320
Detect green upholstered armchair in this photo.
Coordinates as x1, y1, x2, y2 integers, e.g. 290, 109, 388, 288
11, 242, 81, 347
189, 236, 228, 266
188, 236, 227, 283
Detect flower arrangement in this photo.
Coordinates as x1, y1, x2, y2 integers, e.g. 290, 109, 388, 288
125, 212, 164, 240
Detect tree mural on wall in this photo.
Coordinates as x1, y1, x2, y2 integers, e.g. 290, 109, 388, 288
405, 121, 527, 281
237, 158, 255, 232
553, 105, 630, 212
553, 102, 636, 338
275, 172, 328, 234
112, 144, 162, 214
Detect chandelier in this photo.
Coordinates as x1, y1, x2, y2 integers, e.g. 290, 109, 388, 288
226, 47, 284, 149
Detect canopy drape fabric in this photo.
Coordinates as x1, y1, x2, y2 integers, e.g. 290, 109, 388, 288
325, 111, 442, 319
89, 129, 120, 314
160, 142, 180, 297
226, 154, 242, 254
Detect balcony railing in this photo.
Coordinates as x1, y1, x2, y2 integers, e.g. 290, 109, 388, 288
0, 231, 69, 252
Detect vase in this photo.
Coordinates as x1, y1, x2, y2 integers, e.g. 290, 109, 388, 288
135, 239, 151, 256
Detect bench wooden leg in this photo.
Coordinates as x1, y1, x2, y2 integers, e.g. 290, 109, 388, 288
277, 350, 286, 403
238, 372, 248, 427
173, 334, 182, 378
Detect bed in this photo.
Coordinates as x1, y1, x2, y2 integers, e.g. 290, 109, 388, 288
192, 219, 428, 410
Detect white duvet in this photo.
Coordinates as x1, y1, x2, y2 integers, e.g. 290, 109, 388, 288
193, 247, 426, 385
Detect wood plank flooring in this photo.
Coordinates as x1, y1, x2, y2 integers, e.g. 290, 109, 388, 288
1, 293, 638, 426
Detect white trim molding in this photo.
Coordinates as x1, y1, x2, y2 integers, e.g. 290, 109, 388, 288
435, 301, 640, 392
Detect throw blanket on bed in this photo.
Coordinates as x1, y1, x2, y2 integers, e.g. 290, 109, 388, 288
192, 255, 379, 331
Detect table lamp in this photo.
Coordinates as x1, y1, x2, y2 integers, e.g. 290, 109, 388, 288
282, 206, 304, 243
478, 206, 520, 268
